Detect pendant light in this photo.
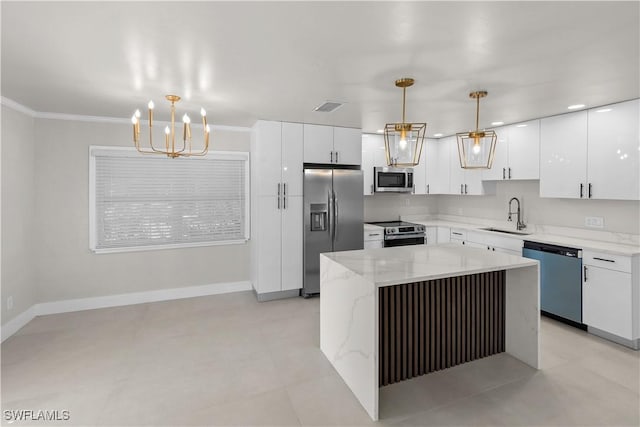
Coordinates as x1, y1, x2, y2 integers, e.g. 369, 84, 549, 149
384, 78, 426, 167
456, 91, 497, 169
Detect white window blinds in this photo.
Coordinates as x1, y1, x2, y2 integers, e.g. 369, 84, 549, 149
90, 147, 249, 253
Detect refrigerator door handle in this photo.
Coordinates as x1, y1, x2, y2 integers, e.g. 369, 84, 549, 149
334, 191, 339, 241
328, 190, 334, 240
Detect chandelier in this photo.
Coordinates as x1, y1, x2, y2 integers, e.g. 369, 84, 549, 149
456, 91, 497, 169
132, 95, 210, 158
384, 78, 426, 167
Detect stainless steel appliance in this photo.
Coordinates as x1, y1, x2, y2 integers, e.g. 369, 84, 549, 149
522, 241, 585, 328
367, 221, 426, 247
374, 166, 414, 193
303, 166, 364, 297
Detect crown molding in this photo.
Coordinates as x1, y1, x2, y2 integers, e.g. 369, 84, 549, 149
1, 97, 252, 132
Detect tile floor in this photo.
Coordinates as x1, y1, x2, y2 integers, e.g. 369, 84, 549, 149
1, 291, 639, 426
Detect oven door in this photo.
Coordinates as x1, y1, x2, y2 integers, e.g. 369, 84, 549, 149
383, 233, 426, 247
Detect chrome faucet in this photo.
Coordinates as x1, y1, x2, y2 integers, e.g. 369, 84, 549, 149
508, 197, 526, 231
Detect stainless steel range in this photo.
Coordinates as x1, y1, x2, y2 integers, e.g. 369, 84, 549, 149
367, 221, 426, 247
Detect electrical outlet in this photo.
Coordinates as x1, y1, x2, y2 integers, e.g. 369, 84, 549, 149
7, 296, 13, 311
585, 216, 604, 228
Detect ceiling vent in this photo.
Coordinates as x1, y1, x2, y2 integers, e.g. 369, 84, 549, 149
313, 101, 343, 113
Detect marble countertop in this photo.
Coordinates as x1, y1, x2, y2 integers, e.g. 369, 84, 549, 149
321, 243, 538, 287
404, 219, 640, 256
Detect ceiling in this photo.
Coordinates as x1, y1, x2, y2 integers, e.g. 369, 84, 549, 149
2, 1, 638, 136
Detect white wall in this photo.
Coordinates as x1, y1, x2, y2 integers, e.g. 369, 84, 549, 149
1, 106, 37, 326
32, 118, 251, 304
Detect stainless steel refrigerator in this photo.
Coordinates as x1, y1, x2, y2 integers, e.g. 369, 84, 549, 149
303, 166, 364, 297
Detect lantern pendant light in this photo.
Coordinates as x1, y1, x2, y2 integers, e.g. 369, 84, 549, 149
384, 78, 426, 167
456, 91, 497, 169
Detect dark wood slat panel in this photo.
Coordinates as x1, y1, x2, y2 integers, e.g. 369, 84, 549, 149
378, 271, 507, 387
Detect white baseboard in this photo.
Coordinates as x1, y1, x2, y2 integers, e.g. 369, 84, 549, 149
1, 305, 37, 342
1, 281, 251, 342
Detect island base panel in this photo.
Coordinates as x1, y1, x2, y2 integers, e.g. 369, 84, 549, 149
379, 271, 506, 387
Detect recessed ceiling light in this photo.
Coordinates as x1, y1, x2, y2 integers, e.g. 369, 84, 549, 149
596, 108, 612, 113
433, 133, 443, 137
516, 124, 528, 128
491, 121, 504, 126
376, 129, 384, 133
313, 101, 343, 113
568, 104, 585, 110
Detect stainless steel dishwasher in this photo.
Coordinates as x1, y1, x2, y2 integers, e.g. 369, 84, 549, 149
523, 241, 585, 328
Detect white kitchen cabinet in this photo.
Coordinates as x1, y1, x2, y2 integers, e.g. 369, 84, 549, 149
364, 224, 384, 249
586, 99, 639, 200
253, 121, 303, 197
304, 123, 361, 165
362, 134, 387, 195
251, 120, 304, 297
425, 227, 437, 245
426, 139, 450, 194
540, 99, 639, 200
437, 227, 450, 243
483, 120, 540, 181
333, 126, 363, 165
412, 146, 427, 194
448, 137, 488, 195
540, 111, 588, 199
466, 230, 524, 256
583, 252, 633, 340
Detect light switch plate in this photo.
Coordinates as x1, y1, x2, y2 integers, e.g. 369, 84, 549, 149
585, 216, 604, 228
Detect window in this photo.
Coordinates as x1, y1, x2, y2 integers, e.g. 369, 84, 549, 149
89, 146, 249, 253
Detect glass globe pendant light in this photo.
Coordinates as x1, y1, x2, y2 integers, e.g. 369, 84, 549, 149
456, 91, 497, 169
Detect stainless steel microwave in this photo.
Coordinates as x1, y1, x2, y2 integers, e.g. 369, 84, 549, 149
374, 167, 414, 193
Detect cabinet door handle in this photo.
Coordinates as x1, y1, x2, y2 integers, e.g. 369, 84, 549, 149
283, 183, 287, 196
508, 168, 512, 179
413, 184, 416, 194
465, 184, 468, 194
371, 184, 374, 194
462, 241, 466, 245
584, 265, 588, 282
277, 183, 281, 209
593, 257, 615, 263
427, 184, 430, 194
460, 184, 464, 194
283, 195, 287, 210
580, 183, 584, 198
503, 168, 506, 179
588, 183, 592, 199
330, 151, 334, 163
335, 151, 339, 163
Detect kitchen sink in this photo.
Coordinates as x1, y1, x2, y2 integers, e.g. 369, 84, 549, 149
480, 227, 531, 236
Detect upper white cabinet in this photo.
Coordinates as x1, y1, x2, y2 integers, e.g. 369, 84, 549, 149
540, 111, 589, 198
333, 126, 363, 165
586, 99, 639, 200
304, 124, 361, 165
412, 142, 427, 194
253, 121, 303, 197
448, 137, 487, 195
540, 99, 639, 200
425, 139, 447, 194
483, 120, 540, 181
362, 134, 387, 195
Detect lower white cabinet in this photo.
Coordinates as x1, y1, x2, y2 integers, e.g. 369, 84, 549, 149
425, 227, 437, 245
437, 227, 450, 243
583, 251, 634, 340
251, 195, 303, 295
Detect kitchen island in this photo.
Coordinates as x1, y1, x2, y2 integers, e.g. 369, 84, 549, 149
319, 243, 539, 421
